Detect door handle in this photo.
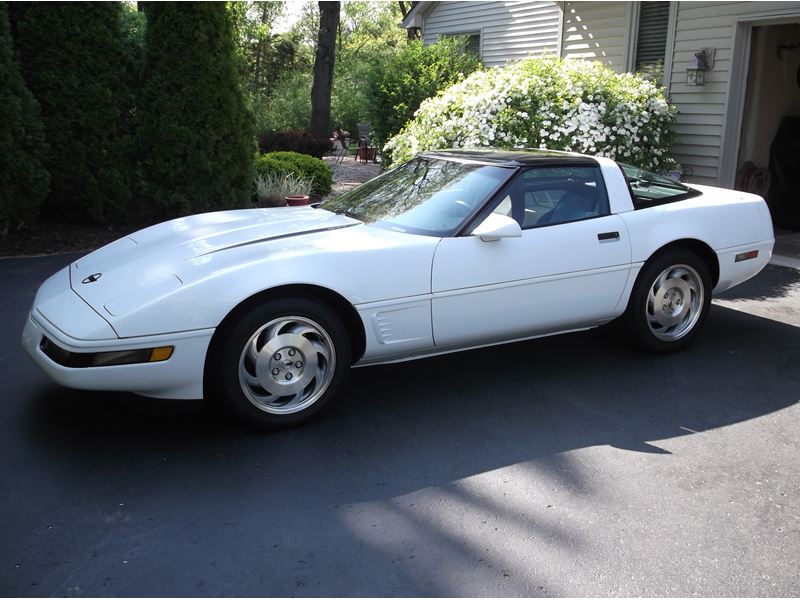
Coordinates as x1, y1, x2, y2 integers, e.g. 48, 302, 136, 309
597, 231, 620, 241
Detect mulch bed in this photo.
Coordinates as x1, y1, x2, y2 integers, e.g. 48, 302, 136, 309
0, 221, 142, 258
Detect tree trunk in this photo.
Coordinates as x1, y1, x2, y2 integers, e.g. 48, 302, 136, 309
310, 1, 339, 140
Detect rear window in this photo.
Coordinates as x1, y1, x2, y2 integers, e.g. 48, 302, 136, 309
619, 163, 701, 208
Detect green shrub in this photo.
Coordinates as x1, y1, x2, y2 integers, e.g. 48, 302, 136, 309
0, 1, 49, 235
256, 151, 332, 197
365, 36, 481, 163
9, 1, 134, 223
253, 69, 313, 134
386, 57, 677, 171
254, 154, 302, 180
136, 2, 255, 219
266, 152, 332, 196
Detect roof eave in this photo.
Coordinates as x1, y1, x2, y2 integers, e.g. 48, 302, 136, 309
401, 1, 433, 29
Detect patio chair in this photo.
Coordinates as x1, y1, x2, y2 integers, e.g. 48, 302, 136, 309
355, 122, 378, 163
331, 128, 350, 164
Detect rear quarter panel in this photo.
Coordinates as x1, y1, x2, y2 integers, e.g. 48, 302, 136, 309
619, 185, 774, 293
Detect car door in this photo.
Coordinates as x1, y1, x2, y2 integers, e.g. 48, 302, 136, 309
431, 164, 633, 349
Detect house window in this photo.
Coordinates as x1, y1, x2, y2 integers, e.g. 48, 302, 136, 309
465, 33, 480, 57
634, 1, 670, 84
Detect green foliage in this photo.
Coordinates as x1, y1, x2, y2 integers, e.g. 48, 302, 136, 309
267, 151, 331, 196
330, 1, 407, 134
255, 69, 313, 134
9, 1, 134, 223
254, 154, 301, 179
0, 1, 49, 234
365, 36, 482, 162
228, 2, 297, 95
254, 1, 408, 138
120, 3, 147, 86
387, 57, 677, 171
136, 1, 255, 219
255, 151, 332, 197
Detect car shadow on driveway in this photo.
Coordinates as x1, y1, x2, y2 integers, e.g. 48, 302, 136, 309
23, 303, 800, 504
10, 302, 800, 596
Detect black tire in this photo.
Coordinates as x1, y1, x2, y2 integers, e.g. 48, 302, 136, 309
625, 249, 712, 353
205, 296, 352, 429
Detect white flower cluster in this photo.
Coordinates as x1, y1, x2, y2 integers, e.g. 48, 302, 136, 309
385, 58, 676, 170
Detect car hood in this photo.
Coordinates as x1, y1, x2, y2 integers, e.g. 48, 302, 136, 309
71, 207, 359, 317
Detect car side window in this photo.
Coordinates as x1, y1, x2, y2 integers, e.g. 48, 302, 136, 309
491, 166, 610, 229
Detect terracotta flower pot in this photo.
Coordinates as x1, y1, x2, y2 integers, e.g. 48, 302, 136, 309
285, 195, 310, 206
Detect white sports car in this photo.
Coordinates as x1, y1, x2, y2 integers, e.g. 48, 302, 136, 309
23, 150, 774, 428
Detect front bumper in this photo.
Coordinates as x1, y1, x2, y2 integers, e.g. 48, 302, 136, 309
22, 311, 214, 400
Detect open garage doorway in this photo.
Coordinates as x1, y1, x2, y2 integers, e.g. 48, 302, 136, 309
736, 22, 800, 231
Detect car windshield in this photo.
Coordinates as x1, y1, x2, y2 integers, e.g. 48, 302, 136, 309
619, 163, 701, 206
321, 157, 514, 236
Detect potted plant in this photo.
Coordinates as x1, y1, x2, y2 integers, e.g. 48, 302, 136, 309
284, 173, 314, 206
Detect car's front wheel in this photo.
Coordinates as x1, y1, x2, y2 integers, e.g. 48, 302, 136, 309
626, 249, 712, 353
207, 297, 352, 429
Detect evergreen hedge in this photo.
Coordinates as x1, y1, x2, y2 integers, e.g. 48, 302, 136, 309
9, 1, 134, 223
136, 1, 255, 219
0, 1, 49, 235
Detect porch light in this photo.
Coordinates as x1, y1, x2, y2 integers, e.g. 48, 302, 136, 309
686, 49, 715, 86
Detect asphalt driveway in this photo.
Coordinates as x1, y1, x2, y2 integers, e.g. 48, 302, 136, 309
1, 253, 799, 596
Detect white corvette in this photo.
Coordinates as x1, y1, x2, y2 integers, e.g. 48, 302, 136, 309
23, 150, 774, 428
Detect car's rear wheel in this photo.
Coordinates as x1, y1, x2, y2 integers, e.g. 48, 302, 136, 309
626, 249, 712, 353
207, 297, 351, 429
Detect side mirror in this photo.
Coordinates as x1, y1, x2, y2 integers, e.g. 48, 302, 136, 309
471, 213, 522, 242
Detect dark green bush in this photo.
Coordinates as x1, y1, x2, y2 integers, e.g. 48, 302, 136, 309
365, 37, 481, 163
9, 1, 134, 223
257, 130, 331, 158
136, 2, 254, 219
0, 1, 49, 235
266, 152, 332, 196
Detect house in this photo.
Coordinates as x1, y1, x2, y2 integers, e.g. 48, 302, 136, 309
401, 1, 800, 191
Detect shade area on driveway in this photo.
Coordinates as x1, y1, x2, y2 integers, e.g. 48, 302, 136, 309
1, 254, 799, 596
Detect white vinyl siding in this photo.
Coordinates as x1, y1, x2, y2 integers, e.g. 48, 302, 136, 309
560, 1, 628, 72
667, 1, 800, 185
421, 1, 561, 67
413, 0, 800, 188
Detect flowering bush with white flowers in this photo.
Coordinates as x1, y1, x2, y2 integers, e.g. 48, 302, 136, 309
384, 58, 677, 171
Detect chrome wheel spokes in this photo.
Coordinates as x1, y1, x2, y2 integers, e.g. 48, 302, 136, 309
238, 316, 336, 414
645, 264, 704, 342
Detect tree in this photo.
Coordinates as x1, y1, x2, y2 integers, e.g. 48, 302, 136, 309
136, 2, 255, 219
330, 1, 406, 135
228, 1, 293, 94
0, 1, 49, 236
310, 1, 340, 140
9, 1, 134, 223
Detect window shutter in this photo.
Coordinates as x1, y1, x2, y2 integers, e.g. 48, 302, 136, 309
635, 1, 670, 80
